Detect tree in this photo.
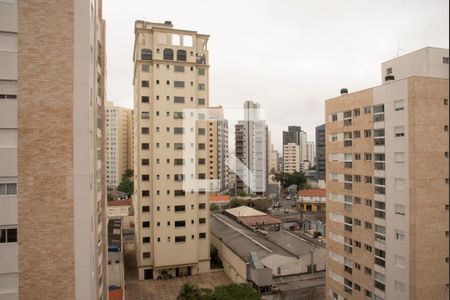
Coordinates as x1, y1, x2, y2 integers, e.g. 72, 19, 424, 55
117, 169, 134, 196
177, 283, 202, 300
177, 283, 260, 300
274, 172, 308, 191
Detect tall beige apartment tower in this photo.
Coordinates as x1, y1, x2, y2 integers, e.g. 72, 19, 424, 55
106, 101, 133, 189
133, 20, 211, 280
0, 0, 107, 299
325, 47, 449, 300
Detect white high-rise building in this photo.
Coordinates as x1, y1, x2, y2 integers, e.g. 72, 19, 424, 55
235, 101, 268, 195
306, 141, 315, 167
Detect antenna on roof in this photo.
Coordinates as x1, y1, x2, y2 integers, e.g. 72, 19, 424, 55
397, 39, 404, 57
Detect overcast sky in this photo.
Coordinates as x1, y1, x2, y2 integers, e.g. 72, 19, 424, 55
104, 0, 449, 152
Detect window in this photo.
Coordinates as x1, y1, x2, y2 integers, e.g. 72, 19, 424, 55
199, 203, 206, 209
141, 143, 149, 150
175, 221, 186, 227
374, 249, 386, 267
174, 65, 185, 72
141, 112, 149, 119
199, 232, 206, 239
364, 129, 371, 138
142, 64, 149, 72
354, 240, 361, 248
394, 100, 404, 111
198, 143, 206, 150
163, 48, 174, 60
354, 175, 361, 182
364, 267, 372, 275
141, 49, 152, 60
386, 67, 392, 74
174, 190, 186, 197
395, 204, 406, 215
142, 175, 149, 181
445, 125, 449, 132
394, 126, 405, 137
198, 128, 206, 135
364, 153, 372, 160
142, 222, 150, 228
141, 80, 149, 87
198, 68, 205, 75
0, 183, 17, 195
364, 106, 372, 114
198, 83, 206, 91
353, 108, 360, 117
142, 206, 150, 213
354, 153, 361, 160
0, 228, 17, 243
198, 173, 206, 179
198, 98, 206, 105
175, 236, 186, 243
174, 96, 185, 104
143, 237, 150, 243
365, 222, 372, 230
141, 127, 149, 134
375, 224, 386, 243
174, 159, 184, 165
174, 112, 184, 119
174, 205, 185, 212
354, 197, 361, 204
141, 96, 149, 103
142, 159, 149, 166
331, 114, 338, 121
143, 252, 151, 259
365, 198, 372, 206
142, 190, 150, 197
395, 229, 406, 241
443, 57, 449, 64
199, 218, 206, 224
353, 130, 361, 138
198, 158, 206, 165
374, 271, 385, 291
176, 50, 187, 61
174, 127, 184, 134
174, 81, 185, 88
445, 99, 448, 105
365, 244, 372, 252
365, 176, 372, 184
355, 262, 361, 270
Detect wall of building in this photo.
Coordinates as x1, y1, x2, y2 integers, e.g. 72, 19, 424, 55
210, 234, 247, 283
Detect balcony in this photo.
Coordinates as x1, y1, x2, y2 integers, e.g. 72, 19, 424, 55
344, 182, 352, 190
344, 140, 352, 147
373, 114, 385, 123
344, 119, 352, 126
344, 162, 352, 168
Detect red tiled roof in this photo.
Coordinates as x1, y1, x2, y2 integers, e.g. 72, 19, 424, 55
108, 199, 131, 207
298, 189, 326, 197
239, 215, 281, 227
109, 289, 123, 300
209, 195, 231, 203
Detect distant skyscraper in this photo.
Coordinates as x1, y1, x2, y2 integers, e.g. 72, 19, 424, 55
326, 47, 449, 300
208, 106, 228, 192
282, 126, 307, 169
269, 144, 280, 173
315, 124, 326, 181
0, 0, 107, 299
306, 141, 315, 167
106, 101, 133, 189
235, 101, 268, 195
283, 143, 301, 173
133, 20, 211, 280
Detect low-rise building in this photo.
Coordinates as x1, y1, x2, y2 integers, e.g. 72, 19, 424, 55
209, 194, 231, 211
107, 199, 132, 218
297, 189, 326, 212
210, 210, 326, 297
